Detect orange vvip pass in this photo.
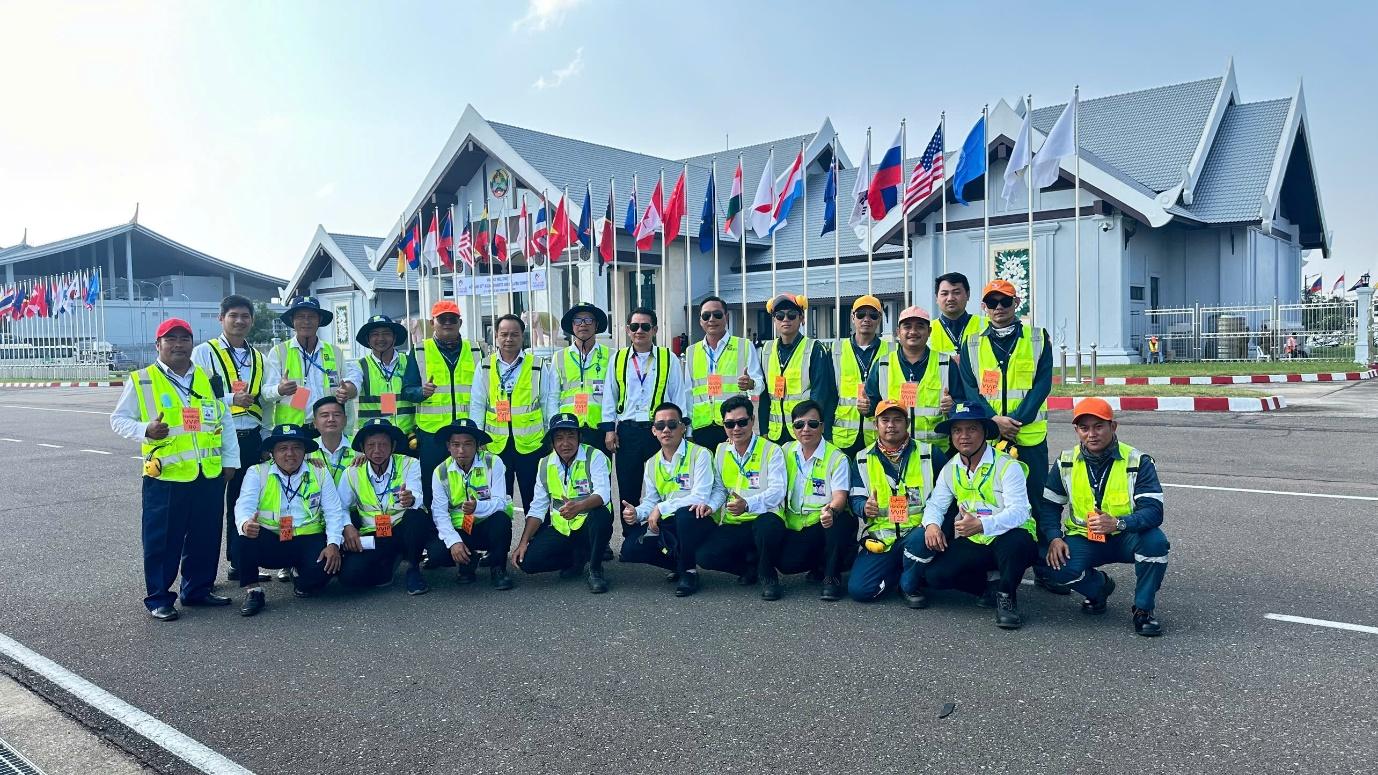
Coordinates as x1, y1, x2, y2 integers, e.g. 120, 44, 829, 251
278, 516, 294, 541
706, 374, 723, 397
888, 496, 908, 523
375, 514, 393, 538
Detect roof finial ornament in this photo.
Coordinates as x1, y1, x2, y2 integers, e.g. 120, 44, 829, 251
20, 227, 28, 246
130, 202, 140, 225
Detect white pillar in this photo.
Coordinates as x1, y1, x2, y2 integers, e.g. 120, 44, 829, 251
1356, 286, 1374, 366
124, 231, 135, 301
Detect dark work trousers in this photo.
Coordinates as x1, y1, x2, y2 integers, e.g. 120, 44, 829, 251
1045, 529, 1171, 612
1015, 440, 1054, 582
498, 440, 545, 513
234, 531, 331, 595
517, 507, 613, 575
338, 509, 431, 589
690, 424, 726, 452
696, 515, 779, 580
223, 429, 263, 567
619, 507, 717, 574
416, 429, 446, 507
910, 528, 1037, 598
141, 473, 224, 611
578, 427, 609, 457
612, 422, 659, 537
756, 511, 859, 578
424, 513, 514, 571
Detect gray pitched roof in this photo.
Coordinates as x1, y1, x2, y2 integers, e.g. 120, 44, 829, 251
325, 232, 397, 290
1169, 99, 1291, 223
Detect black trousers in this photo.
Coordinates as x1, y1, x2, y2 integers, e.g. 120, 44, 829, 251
612, 423, 659, 538
416, 428, 447, 506
338, 509, 430, 589
690, 424, 726, 452
618, 507, 718, 574
424, 514, 513, 570
921, 528, 1037, 597
696, 515, 780, 579
141, 473, 223, 610
755, 512, 858, 578
517, 507, 613, 575
234, 532, 331, 594
499, 443, 545, 513
224, 429, 262, 566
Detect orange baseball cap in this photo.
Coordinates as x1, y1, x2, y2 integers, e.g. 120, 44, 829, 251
1072, 397, 1115, 422
430, 300, 462, 318
981, 279, 1018, 299
874, 399, 907, 420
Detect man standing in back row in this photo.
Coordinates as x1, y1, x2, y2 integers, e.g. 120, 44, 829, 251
263, 296, 356, 427
686, 296, 762, 451
760, 294, 836, 446
831, 295, 892, 458
401, 300, 485, 505
546, 302, 612, 455
930, 272, 984, 359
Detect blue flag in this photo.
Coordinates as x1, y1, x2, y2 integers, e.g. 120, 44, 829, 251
952, 115, 987, 206
578, 184, 593, 249
820, 157, 838, 237
697, 168, 716, 254
623, 181, 638, 233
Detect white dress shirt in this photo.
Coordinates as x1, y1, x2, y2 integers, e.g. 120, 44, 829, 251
469, 350, 547, 428
526, 445, 612, 523
233, 462, 348, 546
110, 359, 240, 464
430, 454, 510, 548
191, 336, 265, 432
337, 455, 424, 513
636, 439, 717, 522
922, 444, 1031, 538
714, 437, 786, 516
344, 350, 405, 394
685, 334, 764, 425
542, 343, 606, 419
310, 434, 354, 501
784, 440, 851, 515
263, 337, 351, 414
601, 346, 688, 423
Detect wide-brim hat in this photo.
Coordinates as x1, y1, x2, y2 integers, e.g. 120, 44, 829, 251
355, 314, 407, 348
544, 412, 582, 444
351, 418, 407, 452
280, 295, 333, 327
263, 423, 320, 454
934, 401, 999, 440
435, 418, 492, 448
561, 303, 609, 336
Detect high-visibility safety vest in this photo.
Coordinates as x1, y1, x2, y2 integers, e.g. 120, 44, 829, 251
413, 338, 482, 433
930, 313, 985, 357
612, 347, 671, 416
483, 353, 544, 455
782, 440, 845, 531
713, 437, 781, 525
541, 445, 601, 536
356, 352, 415, 434
130, 365, 225, 482
554, 343, 609, 428
206, 339, 264, 422
307, 443, 356, 486
688, 336, 753, 430
762, 336, 815, 441
1057, 442, 1144, 539
967, 325, 1048, 446
858, 443, 933, 551
443, 454, 512, 531
348, 454, 411, 535
949, 448, 1034, 546
253, 462, 325, 537
832, 338, 893, 450
650, 443, 711, 508
875, 349, 950, 450
271, 341, 341, 426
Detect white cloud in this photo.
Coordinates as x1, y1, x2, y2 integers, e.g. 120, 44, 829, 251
314, 182, 336, 199
512, 0, 584, 32
531, 47, 584, 91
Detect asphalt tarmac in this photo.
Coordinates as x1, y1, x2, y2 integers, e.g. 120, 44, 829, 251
0, 383, 1374, 774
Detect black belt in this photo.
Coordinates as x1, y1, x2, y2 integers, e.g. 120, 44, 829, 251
236, 428, 260, 437
620, 420, 654, 429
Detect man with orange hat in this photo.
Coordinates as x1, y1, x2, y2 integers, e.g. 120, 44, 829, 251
760, 294, 836, 446
831, 295, 892, 457
1039, 398, 1168, 636
863, 305, 957, 470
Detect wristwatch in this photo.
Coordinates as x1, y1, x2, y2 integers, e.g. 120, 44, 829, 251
1114, 518, 1127, 532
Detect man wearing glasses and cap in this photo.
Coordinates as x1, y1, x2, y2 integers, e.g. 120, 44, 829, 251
832, 295, 892, 458
546, 302, 611, 455
347, 315, 415, 443
760, 294, 836, 446
685, 295, 762, 451
426, 418, 515, 590
264, 296, 357, 428
864, 305, 957, 468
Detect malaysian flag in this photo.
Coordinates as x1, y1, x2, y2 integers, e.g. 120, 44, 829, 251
903, 123, 945, 213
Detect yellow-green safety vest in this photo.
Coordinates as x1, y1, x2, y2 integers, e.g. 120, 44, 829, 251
650, 443, 710, 511
307, 442, 356, 485
858, 443, 933, 550
1057, 442, 1144, 539
762, 336, 815, 441
356, 352, 415, 434
130, 365, 225, 482
554, 344, 609, 428
967, 326, 1047, 446
443, 454, 512, 531
348, 454, 411, 535
483, 353, 544, 455
413, 338, 482, 433
271, 341, 340, 426
875, 349, 950, 450
832, 338, 893, 450
782, 440, 845, 531
541, 445, 601, 535
949, 449, 1034, 545
253, 462, 325, 536
206, 339, 264, 422
688, 336, 753, 430
930, 313, 985, 357
613, 347, 671, 416
713, 437, 780, 525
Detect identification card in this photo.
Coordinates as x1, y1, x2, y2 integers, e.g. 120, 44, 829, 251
1086, 527, 1107, 543
707, 374, 723, 397
573, 392, 589, 416
773, 376, 787, 399
375, 513, 393, 538
290, 388, 311, 411
811, 477, 827, 497
747, 472, 761, 489
900, 382, 919, 409
495, 399, 512, 423
380, 393, 398, 415
575, 479, 593, 497
980, 369, 1001, 397
461, 513, 474, 534
677, 473, 691, 491
888, 495, 909, 524
231, 380, 247, 394
181, 406, 202, 431
278, 515, 294, 541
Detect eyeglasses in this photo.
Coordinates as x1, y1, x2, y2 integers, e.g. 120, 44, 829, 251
627, 322, 654, 332
773, 311, 800, 322
853, 310, 880, 321
983, 295, 1015, 309
700, 310, 725, 321
572, 316, 595, 325
652, 419, 682, 432
792, 419, 822, 430
722, 417, 752, 430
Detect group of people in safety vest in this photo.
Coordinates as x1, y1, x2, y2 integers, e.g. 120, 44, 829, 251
111, 272, 1170, 636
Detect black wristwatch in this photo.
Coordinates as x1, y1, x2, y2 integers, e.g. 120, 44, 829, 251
1114, 518, 1127, 532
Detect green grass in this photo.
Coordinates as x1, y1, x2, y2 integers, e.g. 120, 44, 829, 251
1082, 358, 1364, 378
1051, 384, 1268, 398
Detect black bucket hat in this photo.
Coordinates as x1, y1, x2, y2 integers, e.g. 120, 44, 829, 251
561, 302, 609, 337
435, 418, 493, 448
355, 314, 407, 348
351, 418, 407, 452
263, 423, 320, 454
934, 401, 999, 440
280, 295, 333, 327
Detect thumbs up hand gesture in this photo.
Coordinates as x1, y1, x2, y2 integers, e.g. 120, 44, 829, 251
620, 499, 638, 525
736, 371, 754, 391
145, 412, 170, 441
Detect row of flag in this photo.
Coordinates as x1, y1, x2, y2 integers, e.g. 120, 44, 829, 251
1307, 273, 1371, 294
0, 272, 101, 321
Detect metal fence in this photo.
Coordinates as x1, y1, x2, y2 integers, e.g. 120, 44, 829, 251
1132, 299, 1359, 362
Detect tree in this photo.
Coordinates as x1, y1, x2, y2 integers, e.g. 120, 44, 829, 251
248, 302, 280, 344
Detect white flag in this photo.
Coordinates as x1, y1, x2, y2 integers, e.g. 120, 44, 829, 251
1001, 100, 1034, 206
749, 149, 776, 239
1031, 92, 1076, 190
850, 131, 872, 237
514, 199, 529, 256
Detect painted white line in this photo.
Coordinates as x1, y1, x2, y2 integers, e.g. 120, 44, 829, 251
1163, 482, 1378, 502
0, 632, 255, 774
0, 404, 110, 415
80, 449, 112, 455
130, 455, 143, 460
1265, 614, 1378, 635
0, 437, 21, 442
37, 443, 63, 448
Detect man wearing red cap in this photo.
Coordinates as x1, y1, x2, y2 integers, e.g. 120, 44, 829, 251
1039, 398, 1168, 636
760, 294, 836, 446
864, 305, 957, 470
111, 318, 240, 620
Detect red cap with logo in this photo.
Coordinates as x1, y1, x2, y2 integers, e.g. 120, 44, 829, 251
155, 318, 193, 339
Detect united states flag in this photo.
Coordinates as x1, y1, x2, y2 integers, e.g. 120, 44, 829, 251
455, 224, 474, 268
903, 123, 945, 213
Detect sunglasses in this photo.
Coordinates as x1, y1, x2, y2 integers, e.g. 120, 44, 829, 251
792, 419, 822, 430
983, 295, 1015, 309
773, 311, 800, 322
572, 316, 595, 325
627, 322, 654, 332
652, 419, 682, 432
853, 310, 880, 321
722, 417, 752, 430
700, 310, 725, 321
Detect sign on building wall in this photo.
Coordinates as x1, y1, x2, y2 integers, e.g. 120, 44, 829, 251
454, 267, 547, 295
990, 243, 1031, 319
489, 168, 511, 200
333, 303, 350, 345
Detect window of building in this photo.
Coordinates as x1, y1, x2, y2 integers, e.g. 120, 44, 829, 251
1130, 285, 1145, 302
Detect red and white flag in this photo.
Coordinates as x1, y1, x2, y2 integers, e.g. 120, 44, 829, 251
634, 177, 664, 251
515, 199, 530, 256
663, 169, 687, 244
456, 221, 474, 268
1332, 274, 1346, 293
904, 123, 945, 212
749, 150, 775, 238
723, 160, 744, 240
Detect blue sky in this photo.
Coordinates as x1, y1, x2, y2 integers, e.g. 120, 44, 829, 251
0, 0, 1371, 288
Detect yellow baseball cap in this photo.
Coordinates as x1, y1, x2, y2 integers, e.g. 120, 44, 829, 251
851, 295, 882, 313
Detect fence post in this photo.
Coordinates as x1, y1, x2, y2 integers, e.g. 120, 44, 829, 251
1059, 345, 1068, 384
1357, 287, 1374, 366
1193, 302, 1202, 360
1272, 296, 1281, 361
1090, 343, 1098, 384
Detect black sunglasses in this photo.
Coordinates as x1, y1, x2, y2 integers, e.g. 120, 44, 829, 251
722, 417, 752, 429
627, 322, 654, 332
700, 310, 725, 321
853, 310, 880, 321
652, 419, 682, 432
773, 311, 800, 322
983, 295, 1015, 309
792, 419, 822, 430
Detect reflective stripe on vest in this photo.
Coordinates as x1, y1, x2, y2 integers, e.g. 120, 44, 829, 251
930, 314, 985, 357
543, 446, 596, 536
132, 365, 225, 482
356, 352, 415, 434
876, 350, 950, 449
483, 354, 543, 455
714, 438, 778, 525
763, 337, 813, 441
967, 326, 1047, 445
414, 339, 481, 432
207, 339, 264, 420
556, 344, 609, 428
782, 440, 843, 531
272, 342, 339, 426
1057, 443, 1142, 539
349, 454, 409, 535
832, 338, 892, 449
688, 337, 750, 430
613, 347, 670, 416
254, 462, 325, 536
444, 454, 512, 530
652, 444, 705, 502
859, 444, 932, 550
949, 450, 1034, 546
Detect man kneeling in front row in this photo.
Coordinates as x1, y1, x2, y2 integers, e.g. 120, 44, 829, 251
426, 419, 515, 590
336, 419, 430, 596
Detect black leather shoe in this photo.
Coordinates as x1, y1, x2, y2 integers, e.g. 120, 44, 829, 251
601, 546, 615, 562
819, 577, 843, 602
456, 565, 477, 584
664, 572, 680, 583
1035, 574, 1071, 595
760, 576, 782, 601
904, 590, 930, 609
586, 568, 609, 594
559, 564, 585, 580
240, 589, 265, 617
977, 580, 998, 608
1133, 607, 1163, 637
148, 605, 179, 622
182, 593, 232, 607
805, 568, 825, 583
995, 592, 1023, 629
674, 572, 700, 597
1081, 573, 1116, 615
491, 566, 514, 591
736, 569, 758, 586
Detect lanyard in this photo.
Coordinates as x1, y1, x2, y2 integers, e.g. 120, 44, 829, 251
277, 469, 309, 507
956, 453, 996, 496
730, 437, 758, 477
318, 447, 348, 480
879, 445, 916, 492
901, 351, 928, 381
569, 345, 598, 384
630, 351, 652, 388
941, 315, 966, 347
1083, 455, 1113, 509
221, 336, 252, 372
157, 363, 200, 401
300, 346, 329, 381
774, 338, 802, 380
375, 352, 401, 383
705, 337, 731, 374
853, 340, 878, 382
498, 355, 524, 395
557, 455, 580, 494
368, 460, 396, 506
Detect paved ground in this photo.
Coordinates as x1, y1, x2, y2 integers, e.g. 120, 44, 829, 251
0, 383, 1375, 775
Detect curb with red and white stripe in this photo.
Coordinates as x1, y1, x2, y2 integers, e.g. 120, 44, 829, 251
1055, 368, 1375, 386
0, 381, 124, 388
1048, 395, 1287, 413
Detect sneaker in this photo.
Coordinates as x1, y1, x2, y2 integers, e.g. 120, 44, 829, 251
819, 577, 843, 602
276, 568, 293, 583
1133, 607, 1163, 637
674, 572, 700, 597
903, 589, 929, 609
586, 568, 609, 594
404, 567, 429, 596
995, 592, 1023, 630
760, 576, 782, 601
976, 579, 998, 608
490, 566, 514, 591
1081, 572, 1115, 615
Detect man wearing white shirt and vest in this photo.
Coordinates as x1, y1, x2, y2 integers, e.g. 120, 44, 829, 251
191, 295, 267, 583
306, 397, 355, 492
863, 306, 957, 467
426, 419, 515, 590
618, 402, 718, 597
514, 414, 614, 593
847, 400, 932, 603
472, 314, 547, 511
112, 318, 239, 620
545, 302, 611, 455
347, 315, 415, 444
336, 419, 428, 595
233, 424, 347, 617
930, 272, 985, 359
685, 296, 762, 451
1040, 399, 1168, 636
832, 295, 892, 458
902, 402, 1037, 629
401, 300, 486, 506
760, 294, 837, 446
264, 296, 357, 428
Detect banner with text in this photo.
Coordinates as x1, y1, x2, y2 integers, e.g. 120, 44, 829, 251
454, 268, 548, 295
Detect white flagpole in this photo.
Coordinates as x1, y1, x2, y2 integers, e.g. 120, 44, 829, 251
658, 170, 667, 348
610, 177, 619, 349
768, 147, 777, 300
1026, 94, 1036, 328
737, 154, 747, 337
402, 247, 412, 344
633, 173, 642, 310
466, 201, 478, 343
901, 119, 910, 309
564, 185, 573, 323
1073, 84, 1083, 382
542, 190, 553, 350
524, 195, 533, 326
800, 139, 809, 327
941, 112, 949, 277
711, 158, 720, 298
448, 203, 458, 324
484, 208, 495, 347
983, 105, 990, 293
865, 127, 874, 296
683, 163, 691, 345
505, 204, 514, 314
97, 268, 108, 353
832, 139, 840, 340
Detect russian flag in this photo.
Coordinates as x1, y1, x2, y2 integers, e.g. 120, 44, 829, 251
770, 150, 806, 235
867, 127, 904, 221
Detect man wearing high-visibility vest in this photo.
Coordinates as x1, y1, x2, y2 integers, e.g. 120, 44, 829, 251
472, 313, 547, 511
685, 295, 762, 451
263, 296, 356, 427
232, 423, 348, 617
112, 317, 240, 621
306, 397, 355, 497
514, 413, 614, 593
400, 300, 485, 507
864, 306, 957, 468
847, 400, 932, 603
832, 295, 891, 457
426, 419, 515, 590
545, 302, 611, 455
930, 272, 985, 359
902, 402, 1037, 629
1040, 398, 1168, 636
347, 315, 415, 443
336, 419, 428, 596
759, 294, 836, 445
192, 294, 267, 584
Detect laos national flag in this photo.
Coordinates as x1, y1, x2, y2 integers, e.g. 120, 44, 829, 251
866, 126, 904, 221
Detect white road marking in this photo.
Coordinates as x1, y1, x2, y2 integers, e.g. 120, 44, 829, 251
1163, 483, 1378, 502
0, 404, 109, 415
1265, 613, 1378, 635
0, 632, 255, 774
37, 443, 63, 448
0, 437, 20, 442
80, 449, 112, 455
